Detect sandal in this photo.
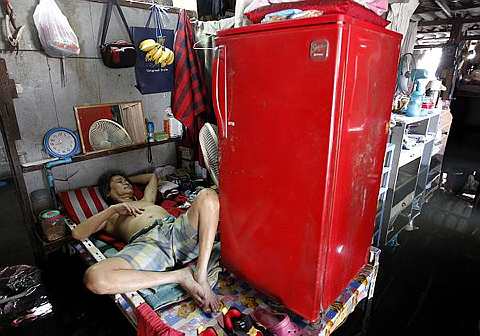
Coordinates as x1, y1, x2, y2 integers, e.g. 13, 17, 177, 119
252, 308, 303, 336
220, 307, 269, 336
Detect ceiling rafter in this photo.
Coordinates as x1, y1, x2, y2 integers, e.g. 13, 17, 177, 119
414, 44, 448, 49
418, 16, 480, 26
434, 0, 452, 17
414, 0, 480, 25
416, 4, 480, 14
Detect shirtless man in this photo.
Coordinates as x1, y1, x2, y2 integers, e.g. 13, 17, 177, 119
72, 170, 220, 312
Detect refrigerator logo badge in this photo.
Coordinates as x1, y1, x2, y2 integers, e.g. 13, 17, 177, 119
310, 40, 329, 61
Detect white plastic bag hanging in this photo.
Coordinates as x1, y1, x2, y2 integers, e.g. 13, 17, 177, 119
33, 0, 80, 57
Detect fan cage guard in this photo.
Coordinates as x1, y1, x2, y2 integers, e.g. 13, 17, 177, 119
89, 119, 133, 151
199, 123, 219, 187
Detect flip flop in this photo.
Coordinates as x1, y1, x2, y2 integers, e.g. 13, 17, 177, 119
219, 307, 268, 336
252, 308, 303, 336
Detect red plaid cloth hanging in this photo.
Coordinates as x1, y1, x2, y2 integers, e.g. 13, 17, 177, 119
172, 9, 209, 156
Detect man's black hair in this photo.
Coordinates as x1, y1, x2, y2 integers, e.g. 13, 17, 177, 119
98, 170, 128, 205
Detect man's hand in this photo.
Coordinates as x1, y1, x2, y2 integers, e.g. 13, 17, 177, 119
111, 203, 144, 217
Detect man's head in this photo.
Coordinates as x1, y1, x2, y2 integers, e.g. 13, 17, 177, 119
98, 170, 133, 205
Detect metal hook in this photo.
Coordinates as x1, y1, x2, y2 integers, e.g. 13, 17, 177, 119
146, 2, 171, 14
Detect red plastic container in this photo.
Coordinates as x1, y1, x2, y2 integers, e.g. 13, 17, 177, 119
213, 15, 401, 321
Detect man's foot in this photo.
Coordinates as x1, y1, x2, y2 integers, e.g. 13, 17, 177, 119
194, 271, 221, 313
178, 267, 205, 305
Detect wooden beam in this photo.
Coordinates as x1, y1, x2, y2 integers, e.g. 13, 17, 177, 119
418, 38, 450, 43
444, 21, 464, 99
464, 35, 480, 40
0, 58, 43, 264
420, 30, 480, 37
418, 17, 480, 26
88, 0, 169, 10
450, 21, 464, 43
452, 6, 480, 13
418, 30, 451, 34
414, 44, 447, 49
416, 9, 440, 15
416, 4, 480, 15
416, 5, 441, 15
86, 0, 197, 16
434, 0, 452, 18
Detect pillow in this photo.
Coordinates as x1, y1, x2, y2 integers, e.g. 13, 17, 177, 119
58, 186, 108, 224
245, 0, 389, 27
58, 185, 145, 223
58, 185, 142, 250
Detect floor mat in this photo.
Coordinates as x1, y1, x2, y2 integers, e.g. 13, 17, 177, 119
157, 260, 377, 336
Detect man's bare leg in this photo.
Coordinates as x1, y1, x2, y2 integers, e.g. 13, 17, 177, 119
84, 257, 206, 303
186, 188, 221, 312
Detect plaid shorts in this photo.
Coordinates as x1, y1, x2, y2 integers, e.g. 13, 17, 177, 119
114, 214, 199, 271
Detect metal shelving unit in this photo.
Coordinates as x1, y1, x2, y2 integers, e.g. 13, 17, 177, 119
378, 110, 442, 246
373, 143, 395, 247
425, 109, 452, 200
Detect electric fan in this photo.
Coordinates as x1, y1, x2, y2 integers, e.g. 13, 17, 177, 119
89, 119, 133, 151
199, 123, 219, 187
397, 53, 417, 95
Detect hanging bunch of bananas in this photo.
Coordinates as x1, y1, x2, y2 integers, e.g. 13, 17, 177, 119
139, 39, 174, 68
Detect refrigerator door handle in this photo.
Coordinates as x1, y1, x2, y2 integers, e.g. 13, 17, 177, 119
213, 45, 229, 138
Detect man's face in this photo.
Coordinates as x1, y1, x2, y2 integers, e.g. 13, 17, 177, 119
108, 175, 133, 202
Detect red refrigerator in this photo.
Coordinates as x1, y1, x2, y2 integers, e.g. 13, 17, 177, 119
213, 14, 401, 322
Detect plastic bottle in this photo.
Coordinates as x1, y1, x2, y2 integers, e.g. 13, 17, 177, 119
405, 88, 423, 117
406, 79, 428, 117
163, 108, 171, 138
146, 121, 155, 142
163, 108, 183, 138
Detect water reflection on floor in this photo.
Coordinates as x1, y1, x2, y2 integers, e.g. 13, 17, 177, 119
339, 190, 480, 336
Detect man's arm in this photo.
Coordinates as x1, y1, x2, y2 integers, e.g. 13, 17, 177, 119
141, 174, 159, 203
129, 173, 155, 185
72, 207, 117, 241
72, 203, 144, 240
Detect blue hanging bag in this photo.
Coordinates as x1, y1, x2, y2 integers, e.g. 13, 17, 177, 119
131, 6, 174, 94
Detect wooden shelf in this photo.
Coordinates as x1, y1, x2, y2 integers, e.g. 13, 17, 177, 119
393, 109, 441, 125
86, 0, 197, 17
399, 145, 424, 167
22, 139, 178, 173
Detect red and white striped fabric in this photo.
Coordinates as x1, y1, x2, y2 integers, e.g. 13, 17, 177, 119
58, 186, 108, 224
